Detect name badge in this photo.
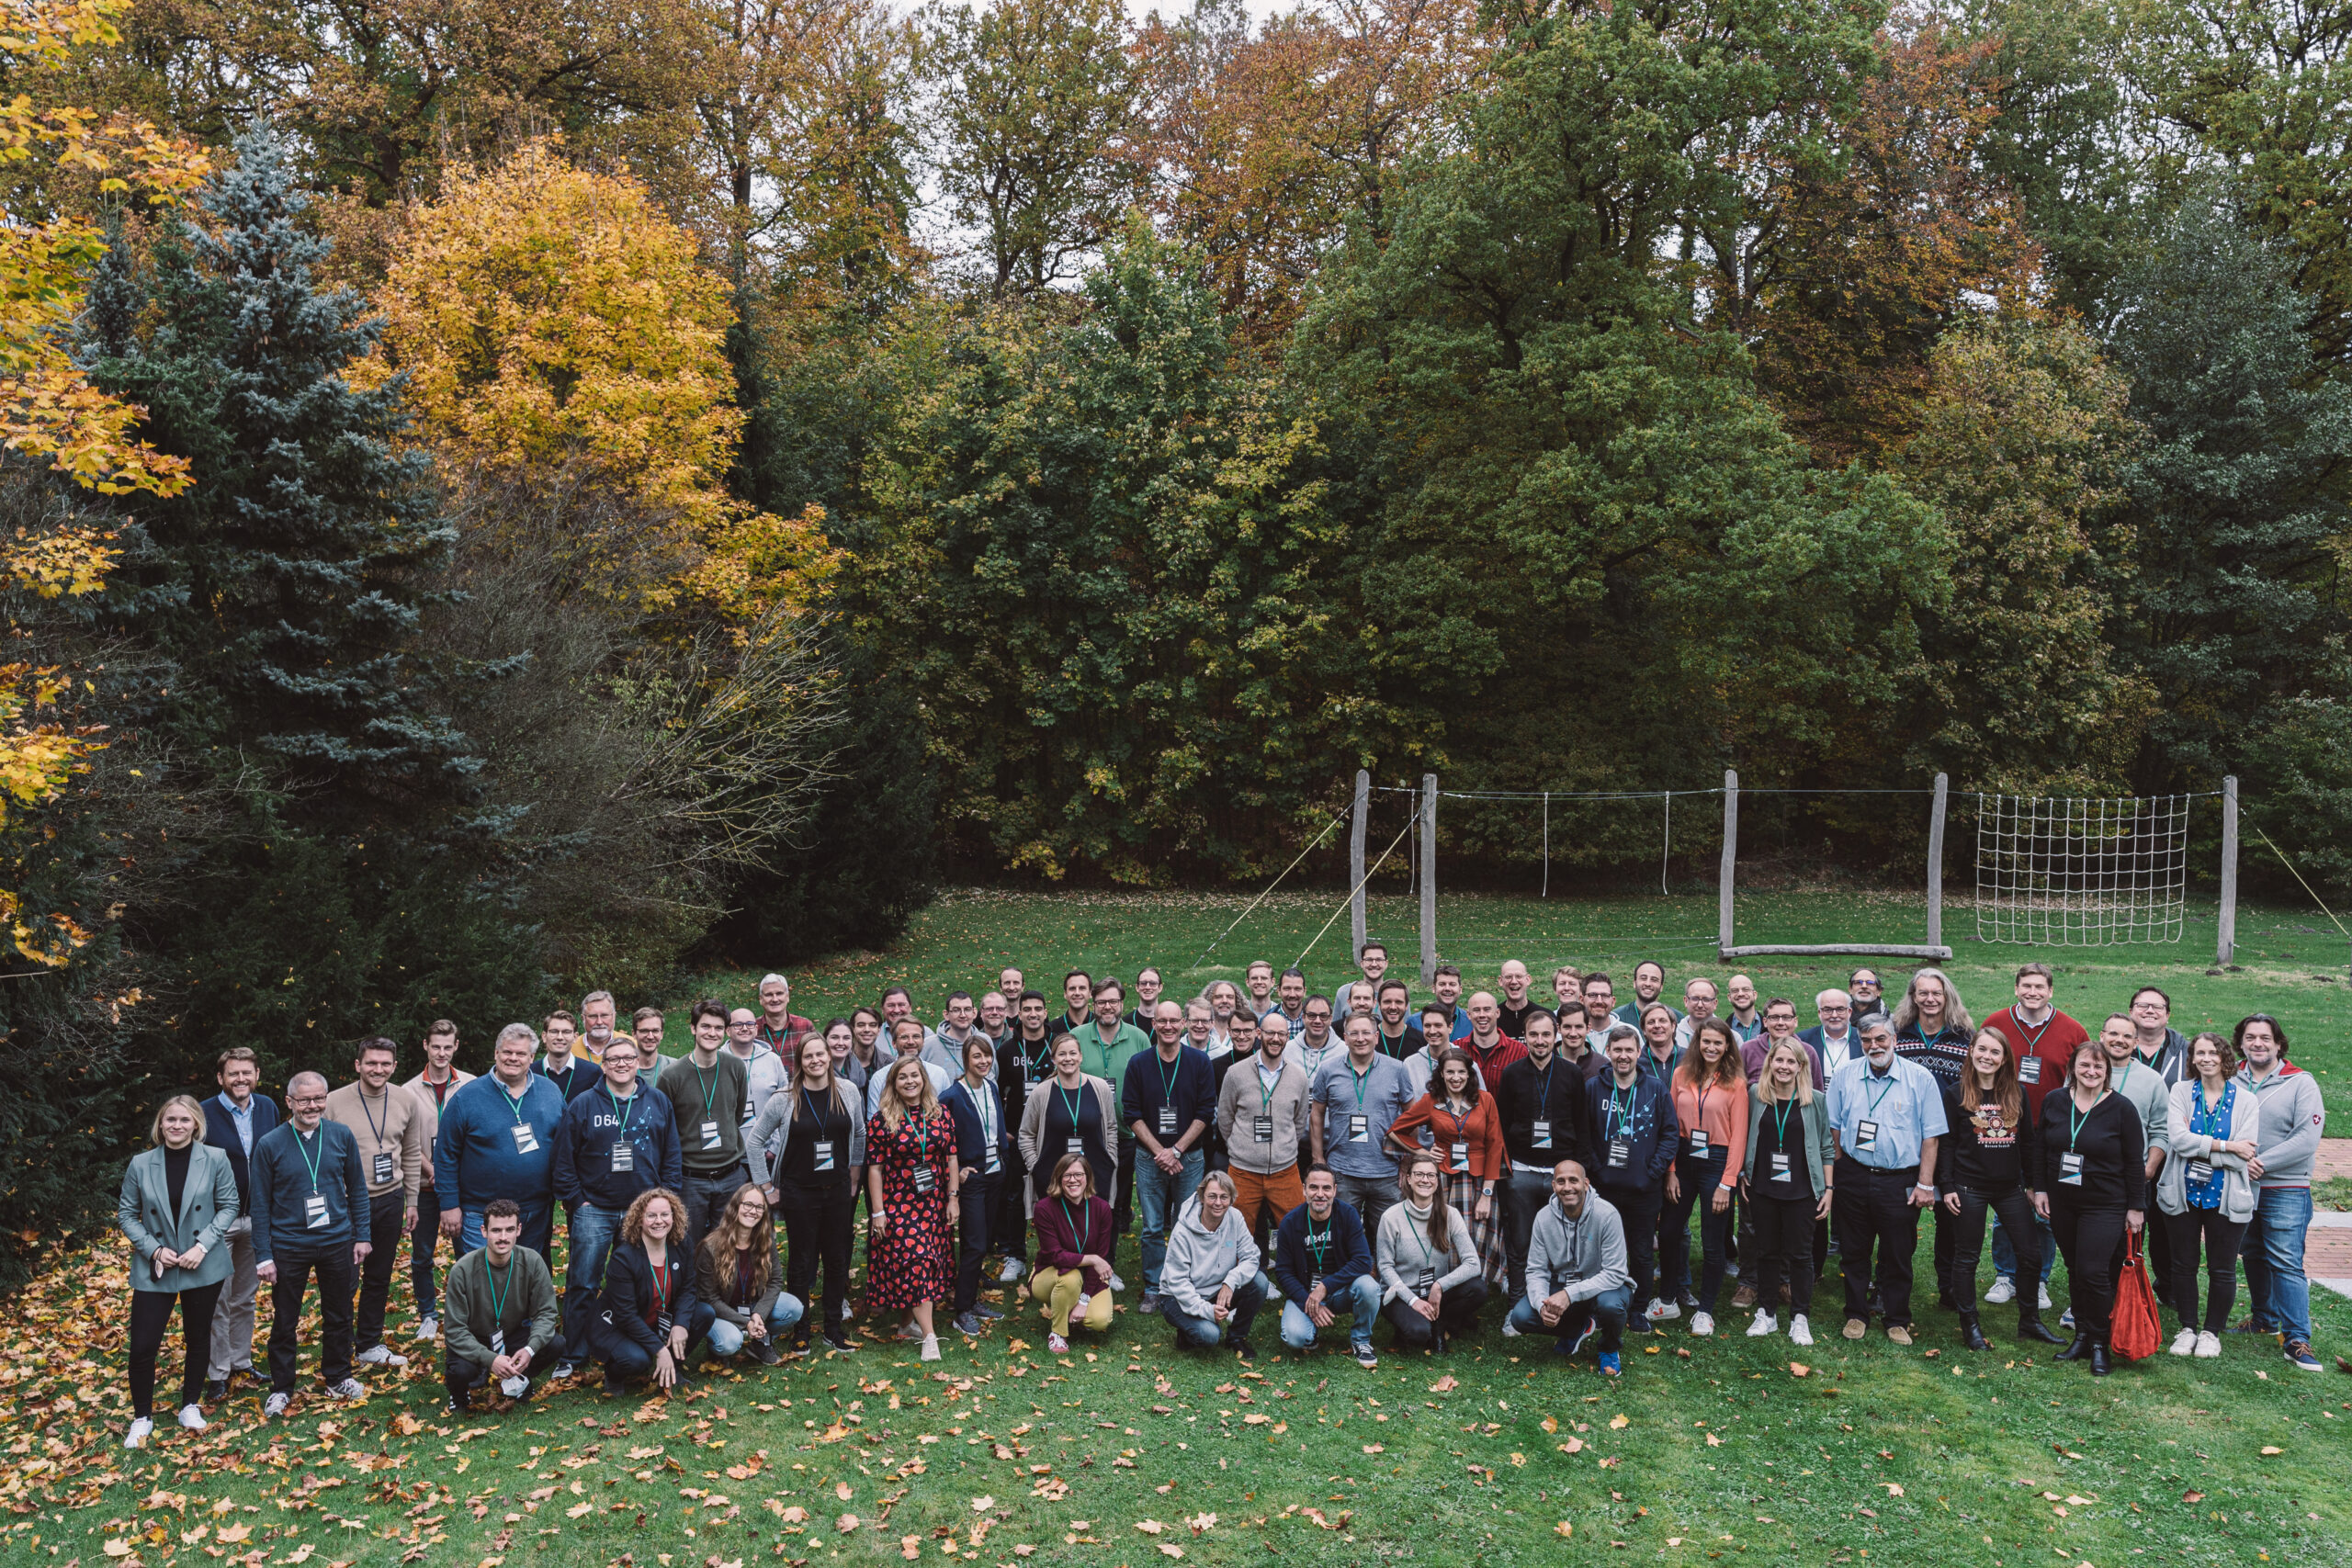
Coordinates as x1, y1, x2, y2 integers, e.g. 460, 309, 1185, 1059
985, 1145, 1001, 1175
1415, 1267, 1436, 1296
741, 1101, 759, 1127
2018, 1055, 2041, 1084
372, 1151, 396, 1186
911, 1166, 935, 1193
490, 1328, 505, 1356
1607, 1139, 1630, 1168
700, 1119, 723, 1151
1348, 1113, 1369, 1144
1448, 1141, 1470, 1173
812, 1139, 835, 1172
1770, 1152, 1792, 1182
2058, 1150, 2084, 1186
2186, 1158, 2215, 1186
305, 1194, 330, 1229
1532, 1119, 1553, 1149
512, 1123, 540, 1155
1253, 1114, 1274, 1143
610, 1143, 633, 1174
1158, 1107, 1178, 1137
1854, 1120, 1879, 1151
1688, 1129, 1711, 1156
655, 1313, 673, 1339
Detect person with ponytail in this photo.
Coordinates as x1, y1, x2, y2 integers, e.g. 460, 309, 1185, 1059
1939, 1031, 2058, 1350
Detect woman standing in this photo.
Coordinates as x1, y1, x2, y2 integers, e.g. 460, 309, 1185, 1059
865, 1056, 959, 1362
692, 1183, 800, 1365
944, 1035, 1016, 1337
1017, 1036, 1118, 1215
1375, 1151, 1489, 1352
590, 1187, 696, 1395
750, 1033, 864, 1354
1939, 1031, 2057, 1349
118, 1095, 240, 1447
1385, 1047, 1506, 1286
1662, 1020, 1747, 1335
2036, 1039, 2146, 1375
1740, 1040, 1832, 1346
1032, 1153, 1118, 1352
2158, 1032, 2258, 1358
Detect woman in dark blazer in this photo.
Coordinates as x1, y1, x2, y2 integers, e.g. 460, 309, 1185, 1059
118, 1094, 240, 1447
590, 1187, 699, 1394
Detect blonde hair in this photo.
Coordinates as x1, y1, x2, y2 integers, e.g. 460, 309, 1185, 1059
1757, 1040, 1815, 1107
878, 1055, 942, 1130
151, 1093, 209, 1146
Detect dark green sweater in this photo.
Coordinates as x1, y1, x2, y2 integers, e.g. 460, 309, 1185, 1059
443, 1246, 560, 1368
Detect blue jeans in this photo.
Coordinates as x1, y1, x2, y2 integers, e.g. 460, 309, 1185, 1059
1990, 1209, 2058, 1284
1135, 1148, 1206, 1292
2241, 1185, 2314, 1346
1509, 1286, 1631, 1356
1160, 1272, 1265, 1348
1279, 1275, 1384, 1349
460, 1200, 553, 1263
561, 1202, 627, 1364
705, 1296, 806, 1357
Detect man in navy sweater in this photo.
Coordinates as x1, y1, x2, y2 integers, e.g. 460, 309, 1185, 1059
548, 1035, 683, 1380
435, 1023, 568, 1262
1580, 1025, 1679, 1331
1123, 1003, 1216, 1316
201, 1046, 278, 1398
250, 1072, 370, 1416
1272, 1165, 1381, 1368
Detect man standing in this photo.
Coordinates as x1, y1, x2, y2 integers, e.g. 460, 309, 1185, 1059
1125, 968, 1168, 1033
2233, 1015, 2327, 1371
2129, 987, 2190, 1089
251, 1072, 371, 1416
755, 973, 814, 1060
978, 991, 1012, 1053
325, 1038, 423, 1372
435, 1023, 566, 1260
865, 1016, 956, 1119
1580, 975, 1617, 1043
1309, 1015, 1415, 1238
1052, 971, 1094, 1040
1614, 962, 1676, 1030
1743, 998, 1823, 1088
1509, 1159, 1634, 1377
1373, 980, 1421, 1061
1243, 961, 1277, 1025
1825, 1017, 1944, 1345
577, 992, 622, 1064
1673, 977, 1720, 1053
1848, 969, 1886, 1019
1293, 996, 1340, 1081
401, 1022, 470, 1345
658, 998, 752, 1252
1496, 961, 1538, 1038
1204, 980, 1243, 1050
548, 1035, 682, 1382
1800, 990, 1862, 1079
1272, 1165, 1381, 1368
1357, 940, 1391, 997
1498, 1011, 1583, 1306
1461, 991, 1527, 1087
1979, 963, 2083, 1308
2100, 1011, 2171, 1325
1217, 1006, 1310, 1249
1578, 1026, 1676, 1330
201, 1047, 278, 1399
997, 966, 1025, 1007
1270, 967, 1310, 1043
631, 1007, 668, 1066
536, 1013, 599, 1100
1723, 975, 1763, 1043
727, 1004, 788, 1138
1125, 1001, 1215, 1315
1429, 964, 1473, 1043
440, 1200, 560, 1415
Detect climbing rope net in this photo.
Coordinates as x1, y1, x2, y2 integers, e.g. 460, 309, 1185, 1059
1974, 793, 2193, 945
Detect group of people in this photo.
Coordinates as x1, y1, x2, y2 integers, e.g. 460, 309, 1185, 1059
113, 952, 2328, 1445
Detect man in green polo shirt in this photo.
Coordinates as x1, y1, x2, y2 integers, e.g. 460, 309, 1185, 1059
1080, 977, 1150, 1242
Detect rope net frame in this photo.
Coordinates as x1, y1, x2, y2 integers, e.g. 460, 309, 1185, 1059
1973, 794, 2193, 945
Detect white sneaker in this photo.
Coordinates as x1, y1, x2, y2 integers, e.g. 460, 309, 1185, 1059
1747, 1310, 1777, 1337
2038, 1283, 2052, 1310
414, 1314, 439, 1342
356, 1345, 407, 1368
998, 1258, 1027, 1283
2059, 1308, 2074, 1330
920, 1336, 941, 1362
263, 1393, 290, 1420
1500, 1318, 1521, 1337
1789, 1314, 1814, 1347
124, 1417, 153, 1449
1690, 1312, 1715, 1337
324, 1378, 368, 1402
177, 1404, 208, 1432
1105, 1272, 1127, 1293
1982, 1278, 2016, 1305
2193, 1331, 2222, 1359
1646, 1299, 1679, 1322
2169, 1327, 2199, 1357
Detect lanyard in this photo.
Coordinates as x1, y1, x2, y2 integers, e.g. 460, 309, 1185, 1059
1442, 1101, 1471, 1138
1157, 1050, 1182, 1108
294, 1125, 326, 1195
2067, 1089, 2110, 1151
1862, 1068, 1898, 1122
1306, 1222, 1333, 1273
424, 1073, 454, 1109
604, 1085, 636, 1136
970, 1081, 996, 1143
650, 1253, 673, 1314
499, 1081, 528, 1124
799, 1085, 842, 1141
1770, 1094, 1796, 1147
1535, 1055, 1557, 1111
358, 1088, 390, 1150
1608, 1083, 1635, 1139
1694, 1084, 1712, 1137
1057, 1081, 1087, 1141
486, 1254, 512, 1328
1349, 1061, 1375, 1110
1258, 1064, 1281, 1112
1059, 1198, 1091, 1257
694, 1059, 720, 1122
2193, 1080, 2231, 1137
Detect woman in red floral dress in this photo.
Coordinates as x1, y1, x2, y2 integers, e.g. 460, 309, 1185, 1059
864, 1055, 960, 1361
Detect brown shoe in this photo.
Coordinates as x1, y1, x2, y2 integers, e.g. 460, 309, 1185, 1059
1886, 1325, 1913, 1347
1730, 1284, 1758, 1310
1843, 1318, 1868, 1340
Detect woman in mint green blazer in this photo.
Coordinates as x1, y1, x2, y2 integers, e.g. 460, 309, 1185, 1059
118, 1094, 239, 1448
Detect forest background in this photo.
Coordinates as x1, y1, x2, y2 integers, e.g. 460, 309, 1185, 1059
0, 0, 2348, 1283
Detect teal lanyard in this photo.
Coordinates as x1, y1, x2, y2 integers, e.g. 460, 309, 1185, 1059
500, 1083, 527, 1124
1306, 1223, 1332, 1274
486, 1255, 511, 1330
1059, 1198, 1091, 1256
605, 1086, 635, 1136
1350, 1063, 1374, 1110
2068, 1089, 2109, 1151
1771, 1094, 1796, 1147
1863, 1070, 1897, 1122
1608, 1085, 1634, 1139
695, 1060, 718, 1122
294, 1125, 325, 1195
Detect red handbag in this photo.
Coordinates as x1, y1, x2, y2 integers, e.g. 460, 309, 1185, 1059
2109, 1228, 2161, 1361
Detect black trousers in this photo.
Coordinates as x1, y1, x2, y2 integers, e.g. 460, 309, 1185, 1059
1114, 1134, 1136, 1235
410, 1183, 442, 1318
266, 1250, 356, 1393
1597, 1182, 1663, 1323
2145, 1190, 2174, 1318
997, 1149, 1029, 1258
1749, 1190, 1815, 1316
1501, 1169, 1554, 1299
1930, 1197, 1959, 1300
130, 1282, 223, 1418
2047, 1192, 2129, 1339
444, 1348, 540, 1404
1384, 1277, 1488, 1348
956, 1173, 1001, 1314
1947, 1184, 2041, 1313
355, 1190, 407, 1350
778, 1178, 856, 1335
2162, 1208, 2247, 1334
1833, 1158, 1923, 1327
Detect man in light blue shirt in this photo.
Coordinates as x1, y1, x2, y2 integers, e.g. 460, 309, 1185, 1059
1825, 1015, 1946, 1345
1308, 1018, 1416, 1240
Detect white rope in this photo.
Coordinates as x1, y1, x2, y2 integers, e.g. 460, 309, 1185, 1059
1973, 793, 2192, 945
1296, 816, 1418, 968
1186, 807, 1349, 971
1541, 792, 1550, 899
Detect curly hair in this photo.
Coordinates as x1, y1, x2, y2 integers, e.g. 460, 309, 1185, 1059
621, 1186, 688, 1247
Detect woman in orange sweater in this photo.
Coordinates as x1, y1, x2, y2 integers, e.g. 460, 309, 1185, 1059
1387, 1047, 1507, 1286
1662, 1019, 1748, 1335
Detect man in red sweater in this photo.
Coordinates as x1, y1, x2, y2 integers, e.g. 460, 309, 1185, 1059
1461, 992, 1528, 1086
1978, 962, 2083, 1308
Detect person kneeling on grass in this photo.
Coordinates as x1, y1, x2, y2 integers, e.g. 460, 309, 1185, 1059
1377, 1150, 1489, 1353
1159, 1171, 1266, 1359
691, 1182, 802, 1364
1508, 1158, 1632, 1376
1272, 1165, 1382, 1369
442, 1199, 559, 1415
1032, 1153, 1117, 1354
590, 1188, 699, 1396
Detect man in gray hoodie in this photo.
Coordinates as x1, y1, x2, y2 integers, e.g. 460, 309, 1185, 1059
1158, 1172, 1266, 1359
1508, 1159, 1633, 1376
2233, 1016, 2328, 1371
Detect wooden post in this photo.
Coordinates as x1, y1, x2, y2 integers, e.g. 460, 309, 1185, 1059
1350, 770, 1370, 966
1926, 773, 1949, 953
1420, 773, 1439, 986
1718, 769, 1738, 958
2218, 774, 2239, 967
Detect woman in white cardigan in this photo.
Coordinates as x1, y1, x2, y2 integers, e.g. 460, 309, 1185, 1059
2157, 1032, 2262, 1359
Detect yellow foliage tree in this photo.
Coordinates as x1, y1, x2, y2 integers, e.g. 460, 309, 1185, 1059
372, 139, 834, 619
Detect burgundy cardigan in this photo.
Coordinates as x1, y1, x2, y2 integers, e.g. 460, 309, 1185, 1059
1030, 1193, 1115, 1292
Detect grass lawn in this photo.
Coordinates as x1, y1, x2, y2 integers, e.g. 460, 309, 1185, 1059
12, 889, 2352, 1568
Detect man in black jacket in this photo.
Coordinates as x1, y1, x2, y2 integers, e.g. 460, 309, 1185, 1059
201, 1047, 277, 1399
250, 1072, 370, 1416
1498, 1012, 1587, 1307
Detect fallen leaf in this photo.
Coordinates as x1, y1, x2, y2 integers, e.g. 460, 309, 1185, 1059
1509, 1453, 1526, 1467
1428, 1375, 1459, 1393
1609, 1414, 1629, 1430
1883, 1483, 1904, 1497
567, 1503, 594, 1518
1706, 1433, 1722, 1448
1159, 1547, 1185, 1560
104, 1542, 135, 1560
215, 1526, 254, 1545
837, 1515, 860, 1534
1554, 1522, 1573, 1539
390, 1413, 424, 1437
2183, 1492, 2205, 1505
1012, 1548, 1036, 1558
970, 1495, 995, 1513
899, 1537, 920, 1561
835, 1483, 854, 1501
1361, 1444, 1385, 1455
1241, 1414, 1270, 1426
1541, 1416, 1558, 1433
1558, 1437, 1585, 1454
1790, 1363, 1810, 1378
1136, 1521, 1165, 1535
2261, 1446, 2283, 1456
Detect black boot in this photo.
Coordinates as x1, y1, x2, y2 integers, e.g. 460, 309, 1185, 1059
1959, 1312, 1990, 1352
2018, 1314, 2062, 1346
2054, 1330, 2092, 1361
2088, 1338, 2111, 1376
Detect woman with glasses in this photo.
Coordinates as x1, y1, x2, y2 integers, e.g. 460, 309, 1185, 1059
2157, 1032, 2257, 1358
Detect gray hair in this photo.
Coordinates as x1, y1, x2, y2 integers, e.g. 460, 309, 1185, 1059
1891, 966, 1975, 1036
760, 973, 789, 989
1198, 1170, 1238, 1199
1815, 988, 1852, 1010
581, 989, 616, 1014
1857, 1011, 1896, 1038
495, 1021, 540, 1054
285, 1070, 328, 1098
